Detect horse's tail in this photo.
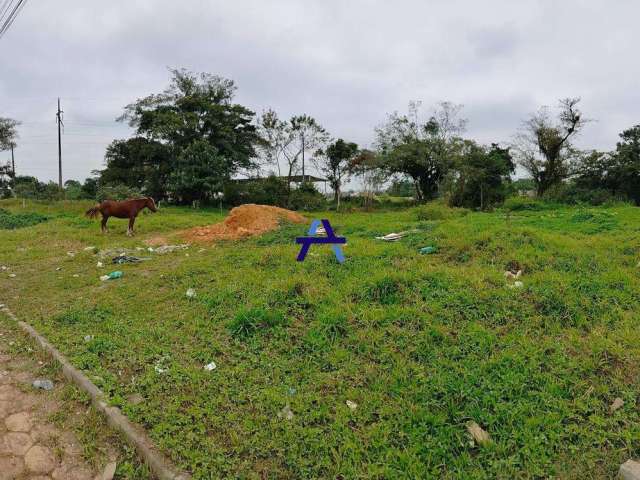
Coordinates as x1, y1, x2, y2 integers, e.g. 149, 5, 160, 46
85, 205, 101, 219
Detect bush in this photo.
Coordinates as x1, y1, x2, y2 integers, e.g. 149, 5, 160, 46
545, 183, 615, 206
287, 182, 326, 211
12, 176, 64, 201
96, 183, 143, 202
223, 176, 289, 207
503, 196, 546, 211
0, 208, 48, 229
416, 202, 469, 221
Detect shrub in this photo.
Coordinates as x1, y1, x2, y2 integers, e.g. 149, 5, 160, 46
503, 196, 545, 211
545, 183, 615, 206
96, 183, 143, 202
223, 176, 289, 207
288, 182, 326, 211
0, 209, 48, 229
227, 307, 287, 338
416, 202, 469, 221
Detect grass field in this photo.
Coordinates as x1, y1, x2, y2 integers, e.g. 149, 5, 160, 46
1, 198, 639, 479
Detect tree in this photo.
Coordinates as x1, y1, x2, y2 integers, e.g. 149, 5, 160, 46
314, 139, 358, 209
0, 117, 19, 151
612, 125, 640, 204
376, 101, 466, 201
117, 69, 261, 202
166, 140, 230, 204
256, 108, 292, 177
513, 98, 587, 196
82, 177, 98, 199
350, 149, 386, 209
574, 126, 640, 205
101, 137, 172, 199
448, 142, 514, 209
281, 115, 329, 190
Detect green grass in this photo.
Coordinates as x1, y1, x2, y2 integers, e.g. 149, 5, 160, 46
1, 198, 639, 479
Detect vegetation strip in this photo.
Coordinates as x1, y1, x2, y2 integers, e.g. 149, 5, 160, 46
0, 304, 191, 480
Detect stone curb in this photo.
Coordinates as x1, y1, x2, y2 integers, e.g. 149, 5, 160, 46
1, 305, 191, 480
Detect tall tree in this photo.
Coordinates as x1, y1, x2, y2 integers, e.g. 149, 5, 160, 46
314, 139, 358, 209
117, 69, 261, 202
376, 101, 466, 201
282, 115, 329, 189
612, 125, 640, 204
102, 137, 172, 200
448, 142, 514, 209
166, 140, 230, 204
513, 98, 587, 196
256, 108, 293, 177
350, 149, 386, 209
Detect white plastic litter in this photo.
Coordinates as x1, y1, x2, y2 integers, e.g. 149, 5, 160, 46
186, 288, 196, 298
204, 362, 217, 371
375, 232, 404, 241
346, 400, 358, 410
277, 404, 294, 420
504, 270, 522, 279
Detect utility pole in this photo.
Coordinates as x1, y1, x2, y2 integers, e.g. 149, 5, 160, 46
301, 131, 305, 180
56, 98, 63, 188
10, 144, 14, 177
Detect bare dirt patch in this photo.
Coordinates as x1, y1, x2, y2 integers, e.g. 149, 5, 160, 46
182, 204, 306, 242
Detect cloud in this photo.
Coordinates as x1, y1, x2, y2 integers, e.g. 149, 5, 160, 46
1, 0, 639, 183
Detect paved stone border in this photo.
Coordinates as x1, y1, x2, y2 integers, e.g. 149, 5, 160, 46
1, 304, 191, 480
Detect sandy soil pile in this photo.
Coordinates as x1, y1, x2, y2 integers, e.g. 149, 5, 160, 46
183, 204, 306, 242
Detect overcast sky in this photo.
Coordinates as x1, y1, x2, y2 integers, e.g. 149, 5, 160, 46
1, 0, 639, 185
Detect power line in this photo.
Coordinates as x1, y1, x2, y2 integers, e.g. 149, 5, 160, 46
0, 0, 27, 40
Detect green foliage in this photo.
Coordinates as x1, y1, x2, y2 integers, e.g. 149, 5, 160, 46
101, 137, 172, 200
448, 142, 514, 209
513, 98, 586, 196
96, 183, 142, 202
386, 179, 415, 197
12, 176, 64, 201
0, 116, 19, 150
227, 307, 287, 338
573, 126, 640, 205
223, 175, 289, 207
376, 102, 466, 201
416, 201, 469, 220
503, 196, 548, 211
113, 68, 260, 203
166, 140, 228, 203
287, 181, 326, 211
315, 138, 358, 205
4, 200, 640, 479
0, 208, 48, 229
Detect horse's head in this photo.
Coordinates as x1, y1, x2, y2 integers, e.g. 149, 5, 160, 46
145, 197, 158, 212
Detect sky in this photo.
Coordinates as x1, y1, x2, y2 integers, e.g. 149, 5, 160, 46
1, 0, 639, 186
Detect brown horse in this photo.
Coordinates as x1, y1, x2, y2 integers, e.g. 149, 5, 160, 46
85, 197, 157, 236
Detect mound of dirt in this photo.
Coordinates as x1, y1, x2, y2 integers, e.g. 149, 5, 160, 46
183, 204, 306, 242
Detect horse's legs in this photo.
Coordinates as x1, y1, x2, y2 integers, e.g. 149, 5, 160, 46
101, 215, 108, 233
127, 216, 136, 236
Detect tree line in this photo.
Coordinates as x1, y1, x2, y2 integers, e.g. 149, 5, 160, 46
2, 68, 640, 209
